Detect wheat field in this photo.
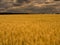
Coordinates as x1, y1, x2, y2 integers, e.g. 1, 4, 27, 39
0, 15, 60, 45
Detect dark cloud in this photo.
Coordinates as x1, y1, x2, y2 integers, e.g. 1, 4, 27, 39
17, 0, 30, 3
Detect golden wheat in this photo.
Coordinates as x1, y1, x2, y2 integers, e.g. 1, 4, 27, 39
0, 15, 60, 45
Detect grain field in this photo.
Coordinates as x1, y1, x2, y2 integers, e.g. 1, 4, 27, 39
0, 15, 60, 45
